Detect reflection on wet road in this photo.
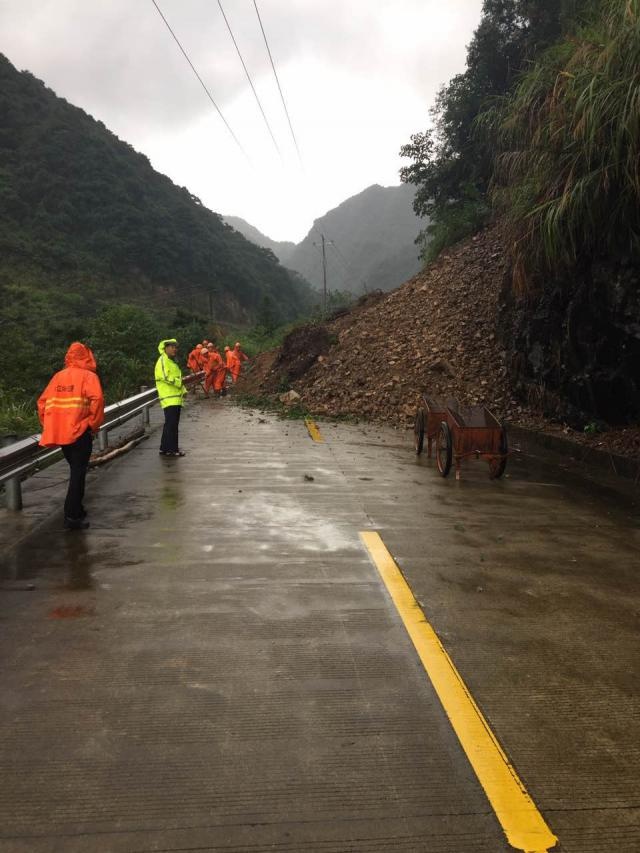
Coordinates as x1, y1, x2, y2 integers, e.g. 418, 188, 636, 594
0, 401, 638, 853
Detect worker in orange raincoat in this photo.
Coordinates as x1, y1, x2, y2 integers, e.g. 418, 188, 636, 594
187, 343, 203, 373
230, 341, 249, 383
224, 346, 235, 385
37, 342, 105, 530
204, 344, 226, 395
200, 345, 210, 372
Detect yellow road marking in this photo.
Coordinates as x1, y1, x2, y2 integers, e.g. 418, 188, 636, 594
360, 531, 558, 853
304, 417, 324, 443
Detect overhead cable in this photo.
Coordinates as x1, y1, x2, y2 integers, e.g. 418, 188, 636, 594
327, 238, 353, 272
252, 0, 303, 166
217, 0, 282, 159
328, 238, 368, 291
151, 0, 249, 161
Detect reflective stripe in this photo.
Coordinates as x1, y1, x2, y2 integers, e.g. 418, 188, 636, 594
45, 397, 89, 405
45, 403, 90, 409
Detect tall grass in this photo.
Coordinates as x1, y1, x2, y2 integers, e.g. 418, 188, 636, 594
0, 390, 40, 438
486, 0, 640, 288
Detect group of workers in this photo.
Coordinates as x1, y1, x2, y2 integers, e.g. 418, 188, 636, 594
36, 336, 249, 531
186, 340, 249, 396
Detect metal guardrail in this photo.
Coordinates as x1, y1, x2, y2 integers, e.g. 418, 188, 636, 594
0, 372, 203, 510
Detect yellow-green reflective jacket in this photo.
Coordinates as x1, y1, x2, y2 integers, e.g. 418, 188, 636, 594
155, 340, 185, 409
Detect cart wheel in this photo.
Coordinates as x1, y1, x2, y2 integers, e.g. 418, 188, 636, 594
436, 422, 452, 477
489, 426, 508, 479
414, 409, 425, 455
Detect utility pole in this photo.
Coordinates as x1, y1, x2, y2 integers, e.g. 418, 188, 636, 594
313, 233, 331, 317
321, 234, 327, 317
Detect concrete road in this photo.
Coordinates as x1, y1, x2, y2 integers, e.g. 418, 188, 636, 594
0, 401, 638, 852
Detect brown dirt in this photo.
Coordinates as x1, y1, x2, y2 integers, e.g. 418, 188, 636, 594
246, 225, 640, 465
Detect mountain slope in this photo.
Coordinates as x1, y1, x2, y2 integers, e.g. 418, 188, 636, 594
287, 184, 423, 295
223, 216, 296, 266
226, 184, 424, 296
0, 53, 313, 328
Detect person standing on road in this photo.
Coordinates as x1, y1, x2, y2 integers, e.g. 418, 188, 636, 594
187, 343, 203, 373
204, 343, 226, 396
37, 342, 105, 530
155, 338, 186, 457
196, 345, 207, 371
200, 345, 210, 372
199, 346, 210, 395
224, 346, 235, 387
231, 341, 249, 384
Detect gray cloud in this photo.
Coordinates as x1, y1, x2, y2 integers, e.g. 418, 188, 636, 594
0, 0, 483, 238
1, 1, 481, 133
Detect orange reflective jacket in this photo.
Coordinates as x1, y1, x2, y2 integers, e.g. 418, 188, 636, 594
234, 345, 248, 363
204, 350, 223, 373
187, 347, 201, 372
37, 343, 105, 447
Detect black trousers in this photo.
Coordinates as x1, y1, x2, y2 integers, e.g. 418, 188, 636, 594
61, 429, 93, 520
160, 405, 181, 453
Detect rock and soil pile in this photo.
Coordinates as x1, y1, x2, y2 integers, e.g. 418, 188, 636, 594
239, 224, 640, 462
244, 226, 513, 421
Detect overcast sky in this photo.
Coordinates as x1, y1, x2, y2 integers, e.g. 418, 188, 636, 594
0, 0, 483, 242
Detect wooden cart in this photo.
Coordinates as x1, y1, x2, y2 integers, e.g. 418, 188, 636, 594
435, 403, 508, 480
414, 395, 449, 458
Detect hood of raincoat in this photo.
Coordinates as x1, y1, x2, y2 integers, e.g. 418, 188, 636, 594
64, 342, 97, 372
158, 338, 178, 355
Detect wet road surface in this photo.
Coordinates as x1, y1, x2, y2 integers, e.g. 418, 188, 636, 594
0, 400, 638, 852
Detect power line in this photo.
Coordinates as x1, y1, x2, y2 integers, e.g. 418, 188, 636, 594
327, 238, 368, 292
217, 0, 282, 160
151, 0, 249, 161
327, 239, 352, 273
252, 0, 303, 167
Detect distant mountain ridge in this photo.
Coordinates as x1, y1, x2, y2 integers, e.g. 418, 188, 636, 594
225, 183, 425, 295
223, 216, 296, 266
0, 52, 312, 328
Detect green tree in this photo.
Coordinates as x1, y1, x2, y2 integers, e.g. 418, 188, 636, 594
400, 0, 590, 261
90, 305, 163, 401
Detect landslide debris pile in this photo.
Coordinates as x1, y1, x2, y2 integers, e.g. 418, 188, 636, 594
248, 226, 515, 425
242, 224, 640, 460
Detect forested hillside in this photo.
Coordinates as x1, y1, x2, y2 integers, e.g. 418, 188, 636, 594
401, 0, 640, 422
0, 52, 313, 423
223, 216, 296, 266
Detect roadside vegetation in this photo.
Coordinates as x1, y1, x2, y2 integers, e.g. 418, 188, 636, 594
400, 0, 597, 264
399, 0, 640, 425
401, 0, 640, 284
0, 51, 317, 436
488, 0, 640, 288
0, 288, 353, 437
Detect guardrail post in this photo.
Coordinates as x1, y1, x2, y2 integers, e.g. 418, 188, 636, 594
1, 435, 23, 511
140, 387, 151, 428
98, 429, 108, 452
